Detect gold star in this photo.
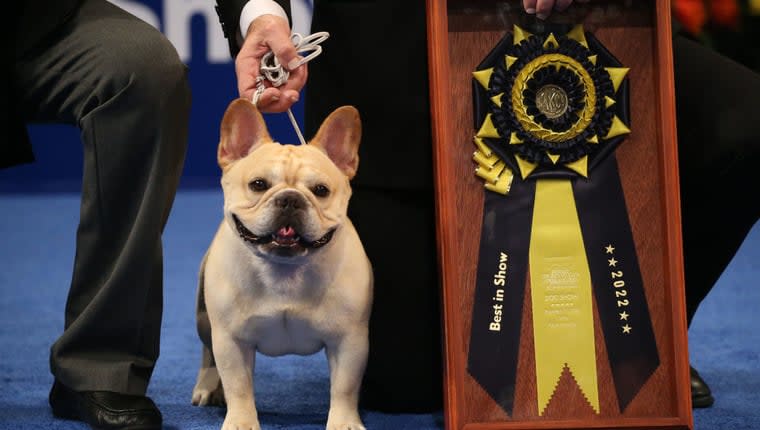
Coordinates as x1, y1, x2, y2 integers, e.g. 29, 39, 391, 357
605, 244, 615, 254
608, 257, 618, 267
622, 324, 632, 334
619, 311, 629, 321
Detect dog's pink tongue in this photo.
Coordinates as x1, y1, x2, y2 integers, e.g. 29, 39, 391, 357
275, 225, 298, 246
275, 226, 298, 246
277, 226, 296, 238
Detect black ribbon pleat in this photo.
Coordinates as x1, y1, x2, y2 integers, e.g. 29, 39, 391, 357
467, 178, 535, 415
573, 156, 660, 411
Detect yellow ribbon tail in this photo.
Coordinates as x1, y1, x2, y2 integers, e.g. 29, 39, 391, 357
529, 179, 599, 415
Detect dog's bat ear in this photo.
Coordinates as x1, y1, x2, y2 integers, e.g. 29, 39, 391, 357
310, 106, 362, 179
218, 99, 273, 170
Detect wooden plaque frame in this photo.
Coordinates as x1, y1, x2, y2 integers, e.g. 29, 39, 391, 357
426, 1, 692, 429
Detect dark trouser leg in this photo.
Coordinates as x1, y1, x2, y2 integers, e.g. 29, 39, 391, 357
673, 35, 760, 327
348, 185, 443, 412
14, 0, 190, 394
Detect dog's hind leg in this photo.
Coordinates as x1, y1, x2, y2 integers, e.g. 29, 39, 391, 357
191, 251, 225, 407
192, 346, 225, 406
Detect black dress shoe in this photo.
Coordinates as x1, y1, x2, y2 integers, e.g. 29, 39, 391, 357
690, 365, 715, 408
49, 380, 162, 430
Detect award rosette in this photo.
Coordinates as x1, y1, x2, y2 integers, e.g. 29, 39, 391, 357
467, 25, 660, 417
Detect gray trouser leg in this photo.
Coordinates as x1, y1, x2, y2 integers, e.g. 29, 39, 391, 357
14, 0, 191, 394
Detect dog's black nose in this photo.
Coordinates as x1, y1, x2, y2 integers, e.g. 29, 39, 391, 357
274, 191, 305, 210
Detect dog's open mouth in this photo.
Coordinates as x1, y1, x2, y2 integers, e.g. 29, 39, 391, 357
232, 214, 335, 249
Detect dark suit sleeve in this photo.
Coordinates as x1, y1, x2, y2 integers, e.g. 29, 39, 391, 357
215, 0, 292, 58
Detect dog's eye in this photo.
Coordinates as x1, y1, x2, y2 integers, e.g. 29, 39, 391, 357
249, 178, 270, 192
312, 184, 330, 198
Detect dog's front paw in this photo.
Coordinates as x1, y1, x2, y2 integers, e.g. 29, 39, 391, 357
326, 422, 366, 430
326, 410, 365, 430
222, 410, 260, 430
327, 424, 366, 430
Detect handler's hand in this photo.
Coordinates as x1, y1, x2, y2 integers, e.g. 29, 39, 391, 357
236, 14, 307, 113
523, 0, 590, 20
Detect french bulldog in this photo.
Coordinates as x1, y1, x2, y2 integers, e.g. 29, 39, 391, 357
191, 98, 372, 430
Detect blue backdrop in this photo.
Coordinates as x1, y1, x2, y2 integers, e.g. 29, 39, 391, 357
2, 0, 313, 192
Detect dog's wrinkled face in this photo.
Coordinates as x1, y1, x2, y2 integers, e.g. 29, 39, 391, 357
217, 99, 361, 262
223, 144, 349, 260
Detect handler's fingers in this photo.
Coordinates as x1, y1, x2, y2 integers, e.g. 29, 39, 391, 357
250, 74, 308, 114
251, 87, 288, 112
535, 0, 557, 19
526, 0, 583, 18
236, 55, 261, 101
255, 63, 307, 113
263, 31, 300, 74
277, 61, 308, 97
523, 0, 538, 14
237, 62, 260, 97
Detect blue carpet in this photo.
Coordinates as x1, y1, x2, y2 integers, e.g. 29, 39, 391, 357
0, 189, 757, 429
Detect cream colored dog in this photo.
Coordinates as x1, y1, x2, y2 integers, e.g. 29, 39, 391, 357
191, 99, 372, 430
